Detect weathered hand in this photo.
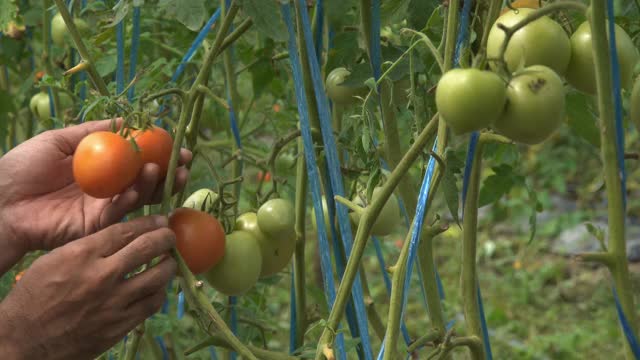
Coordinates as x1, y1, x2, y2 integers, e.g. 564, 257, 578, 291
0, 119, 191, 269
0, 216, 177, 360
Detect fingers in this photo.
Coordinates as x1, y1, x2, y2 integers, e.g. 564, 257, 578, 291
179, 148, 193, 166
119, 256, 176, 307
91, 215, 168, 257
150, 167, 190, 204
108, 227, 176, 276
123, 287, 168, 325
49, 118, 124, 155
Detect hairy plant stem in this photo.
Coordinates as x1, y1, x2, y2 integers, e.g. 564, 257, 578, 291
186, 334, 302, 360
292, 137, 308, 349
43, 0, 61, 124
589, 1, 638, 358
52, 0, 109, 96
314, 113, 439, 359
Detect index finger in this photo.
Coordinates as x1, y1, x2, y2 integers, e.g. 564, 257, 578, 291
91, 215, 169, 257
49, 118, 123, 155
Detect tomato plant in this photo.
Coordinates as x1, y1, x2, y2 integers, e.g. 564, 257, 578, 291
256, 198, 295, 239
487, 8, 571, 76
129, 126, 174, 177
169, 208, 226, 275
204, 230, 262, 296
182, 188, 219, 213
494, 65, 566, 145
566, 22, 640, 95
235, 212, 295, 278
51, 13, 89, 47
435, 68, 507, 134
29, 91, 72, 122
72, 131, 142, 198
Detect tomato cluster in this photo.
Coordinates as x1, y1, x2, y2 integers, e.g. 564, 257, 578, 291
435, 5, 639, 146
72, 126, 173, 199
195, 197, 296, 296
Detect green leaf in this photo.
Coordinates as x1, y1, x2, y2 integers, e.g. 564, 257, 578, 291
242, 0, 287, 42
381, 0, 409, 25
325, 32, 360, 72
366, 168, 381, 201
478, 164, 517, 207
566, 91, 600, 147
326, 0, 357, 28
381, 45, 426, 81
158, 0, 207, 32
0, 0, 18, 31
407, 0, 438, 30
249, 58, 275, 96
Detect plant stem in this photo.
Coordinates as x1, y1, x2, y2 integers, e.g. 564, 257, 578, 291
293, 137, 308, 349
294, 0, 322, 131
142, 331, 164, 360
121, 323, 145, 360
186, 334, 302, 360
589, 1, 638, 357
460, 135, 487, 360
52, 0, 109, 96
314, 113, 439, 360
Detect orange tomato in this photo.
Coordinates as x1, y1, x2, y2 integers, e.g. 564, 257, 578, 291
500, 0, 541, 15
169, 208, 226, 275
129, 126, 173, 177
73, 131, 142, 198
257, 171, 272, 182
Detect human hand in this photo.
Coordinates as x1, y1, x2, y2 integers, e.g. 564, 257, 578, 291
0, 216, 176, 360
0, 119, 191, 267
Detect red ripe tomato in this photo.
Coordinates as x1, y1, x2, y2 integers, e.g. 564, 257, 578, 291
129, 126, 173, 177
257, 171, 272, 182
169, 208, 226, 275
73, 131, 142, 198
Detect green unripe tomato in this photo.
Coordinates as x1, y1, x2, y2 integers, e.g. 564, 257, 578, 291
51, 13, 90, 47
204, 230, 263, 296
183, 189, 218, 213
235, 212, 295, 278
494, 65, 566, 145
349, 187, 401, 236
29, 91, 72, 122
257, 198, 295, 239
566, 22, 639, 95
631, 76, 640, 132
435, 68, 507, 135
325, 67, 368, 106
487, 9, 571, 76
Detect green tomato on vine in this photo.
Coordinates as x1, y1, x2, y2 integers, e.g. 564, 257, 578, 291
435, 68, 507, 135
494, 65, 566, 145
51, 13, 90, 48
325, 67, 368, 106
29, 91, 72, 123
487, 8, 571, 76
565, 22, 639, 95
349, 187, 402, 237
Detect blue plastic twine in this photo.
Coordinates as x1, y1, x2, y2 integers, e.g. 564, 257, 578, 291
295, 0, 374, 357
289, 269, 298, 353
606, 0, 640, 356
229, 296, 238, 360
281, 4, 347, 359
314, 0, 324, 63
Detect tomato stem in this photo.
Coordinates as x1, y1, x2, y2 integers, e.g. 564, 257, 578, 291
589, 1, 639, 358
52, 0, 110, 96
333, 195, 365, 215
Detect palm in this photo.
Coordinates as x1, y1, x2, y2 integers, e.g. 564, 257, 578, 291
0, 120, 190, 251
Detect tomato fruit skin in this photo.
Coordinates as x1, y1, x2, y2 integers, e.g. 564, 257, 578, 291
73, 131, 142, 198
170, 208, 226, 275
182, 189, 219, 213
325, 67, 368, 106
129, 126, 173, 177
435, 68, 507, 135
487, 9, 571, 76
631, 77, 640, 132
566, 22, 640, 95
494, 65, 566, 145
235, 212, 295, 278
204, 230, 262, 296
350, 187, 402, 236
257, 198, 295, 239
29, 91, 72, 122
51, 13, 89, 47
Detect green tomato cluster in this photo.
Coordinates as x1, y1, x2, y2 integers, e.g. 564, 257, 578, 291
200, 197, 296, 296
435, 9, 639, 146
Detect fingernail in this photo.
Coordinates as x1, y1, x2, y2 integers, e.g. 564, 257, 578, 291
154, 215, 169, 227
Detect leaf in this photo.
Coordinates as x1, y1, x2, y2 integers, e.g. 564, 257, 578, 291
381, 0, 409, 26
381, 45, 426, 81
0, 0, 18, 31
241, 0, 287, 42
326, 0, 358, 28
249, 57, 274, 96
366, 168, 381, 202
407, 0, 438, 30
158, 0, 206, 32
478, 164, 517, 207
585, 222, 607, 251
325, 32, 360, 72
566, 91, 600, 147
